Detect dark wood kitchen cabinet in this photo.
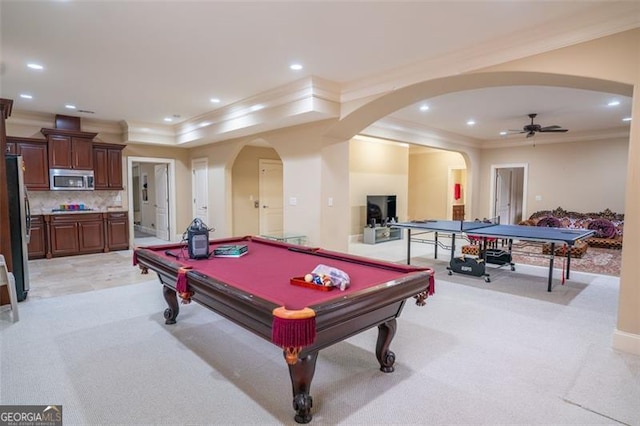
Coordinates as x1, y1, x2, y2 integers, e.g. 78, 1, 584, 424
6, 137, 49, 190
93, 143, 125, 190
27, 215, 46, 259
46, 213, 104, 257
44, 212, 128, 258
78, 216, 105, 254
41, 128, 97, 170
105, 212, 129, 251
47, 216, 79, 257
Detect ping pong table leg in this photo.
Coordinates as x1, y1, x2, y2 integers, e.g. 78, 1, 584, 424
450, 233, 455, 262
434, 232, 439, 259
406, 229, 412, 265
547, 242, 555, 292
566, 249, 572, 279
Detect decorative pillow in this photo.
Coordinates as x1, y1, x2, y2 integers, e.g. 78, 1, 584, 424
537, 216, 562, 228
587, 218, 617, 239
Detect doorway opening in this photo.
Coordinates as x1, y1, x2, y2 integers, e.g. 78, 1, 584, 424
127, 156, 177, 246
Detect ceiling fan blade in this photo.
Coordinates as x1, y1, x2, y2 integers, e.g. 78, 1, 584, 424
539, 128, 568, 133
526, 131, 535, 138
540, 125, 562, 130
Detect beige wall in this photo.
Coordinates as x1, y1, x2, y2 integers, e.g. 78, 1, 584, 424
349, 138, 409, 236
476, 137, 629, 218
408, 150, 467, 221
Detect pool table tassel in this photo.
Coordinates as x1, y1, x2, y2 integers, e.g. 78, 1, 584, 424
272, 306, 317, 365
176, 267, 194, 304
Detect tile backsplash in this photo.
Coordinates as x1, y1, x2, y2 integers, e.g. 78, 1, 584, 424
29, 190, 125, 214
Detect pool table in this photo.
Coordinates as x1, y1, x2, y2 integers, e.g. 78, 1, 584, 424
134, 236, 435, 423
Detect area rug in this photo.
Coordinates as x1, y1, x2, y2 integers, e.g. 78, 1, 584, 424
510, 243, 621, 277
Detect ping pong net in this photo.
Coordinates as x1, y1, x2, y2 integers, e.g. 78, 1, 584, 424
461, 217, 500, 242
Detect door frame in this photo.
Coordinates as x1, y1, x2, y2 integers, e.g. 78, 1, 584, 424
489, 163, 528, 223
127, 156, 177, 244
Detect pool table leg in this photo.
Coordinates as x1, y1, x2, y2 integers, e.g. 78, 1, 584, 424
287, 351, 318, 424
376, 319, 397, 373
376, 318, 397, 373
162, 285, 179, 325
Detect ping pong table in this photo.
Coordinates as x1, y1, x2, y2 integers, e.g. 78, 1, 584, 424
392, 220, 595, 292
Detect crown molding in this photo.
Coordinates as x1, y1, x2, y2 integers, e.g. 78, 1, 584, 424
362, 117, 631, 153
482, 127, 631, 149
173, 76, 341, 147
361, 117, 482, 152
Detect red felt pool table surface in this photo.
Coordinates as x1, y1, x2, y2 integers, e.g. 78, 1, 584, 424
136, 236, 432, 310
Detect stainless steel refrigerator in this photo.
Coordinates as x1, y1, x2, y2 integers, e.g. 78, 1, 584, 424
5, 154, 31, 301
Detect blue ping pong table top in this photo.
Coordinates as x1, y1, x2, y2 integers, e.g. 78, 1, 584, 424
393, 220, 594, 244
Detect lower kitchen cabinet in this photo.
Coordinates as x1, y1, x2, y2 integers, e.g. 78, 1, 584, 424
27, 215, 47, 259
78, 218, 105, 254
44, 212, 128, 258
105, 212, 129, 251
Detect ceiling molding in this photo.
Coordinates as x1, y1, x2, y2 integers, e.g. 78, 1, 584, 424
482, 127, 631, 149
361, 117, 482, 152
173, 77, 341, 147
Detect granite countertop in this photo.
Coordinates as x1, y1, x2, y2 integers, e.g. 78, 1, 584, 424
33, 208, 128, 216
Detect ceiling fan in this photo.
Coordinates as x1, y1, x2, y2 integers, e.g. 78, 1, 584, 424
513, 113, 569, 138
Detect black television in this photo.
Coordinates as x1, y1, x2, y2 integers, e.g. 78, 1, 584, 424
366, 195, 397, 226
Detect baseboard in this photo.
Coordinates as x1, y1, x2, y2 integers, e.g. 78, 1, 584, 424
349, 234, 363, 243
612, 328, 640, 355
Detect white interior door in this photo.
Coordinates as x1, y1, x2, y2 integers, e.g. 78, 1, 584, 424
155, 164, 169, 240
192, 158, 209, 225
259, 159, 283, 235
495, 168, 512, 224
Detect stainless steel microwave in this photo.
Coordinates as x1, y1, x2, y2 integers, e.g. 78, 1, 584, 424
49, 169, 95, 191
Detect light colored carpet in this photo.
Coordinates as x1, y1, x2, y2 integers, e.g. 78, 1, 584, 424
1, 267, 638, 425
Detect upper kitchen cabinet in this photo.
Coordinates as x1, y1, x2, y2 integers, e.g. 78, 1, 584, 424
93, 143, 125, 190
41, 128, 97, 170
6, 137, 49, 190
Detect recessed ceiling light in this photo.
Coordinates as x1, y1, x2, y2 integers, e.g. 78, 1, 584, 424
27, 63, 44, 70
290, 63, 303, 71
466, 120, 476, 126
499, 131, 508, 136
250, 104, 264, 112
210, 98, 221, 103
608, 100, 620, 106
622, 117, 632, 122
65, 104, 76, 109
199, 121, 212, 128
419, 104, 429, 112
163, 117, 173, 122
19, 94, 33, 99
